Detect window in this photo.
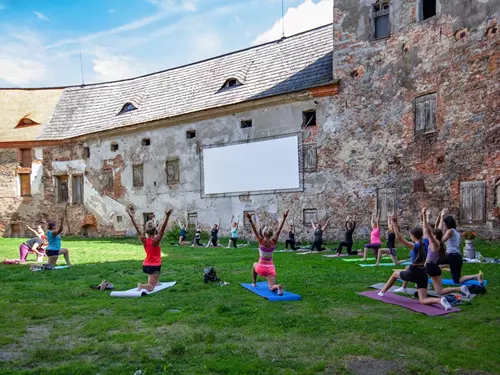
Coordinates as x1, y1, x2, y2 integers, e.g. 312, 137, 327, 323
142, 138, 151, 146
377, 188, 396, 223
415, 93, 437, 134
413, 178, 425, 193
111, 142, 119, 152
55, 176, 69, 203
243, 211, 255, 227
419, 0, 436, 21
83, 147, 90, 159
19, 174, 31, 196
118, 102, 137, 115
16, 117, 39, 128
20, 148, 32, 168
186, 130, 196, 139
102, 169, 113, 189
116, 215, 123, 223
166, 159, 179, 184
241, 119, 252, 129
373, 1, 390, 39
303, 209, 318, 227
132, 164, 144, 188
460, 181, 485, 224
188, 213, 198, 228
303, 144, 317, 172
72, 175, 84, 204
10, 223, 21, 238
302, 110, 316, 127
143, 212, 154, 225
220, 78, 242, 90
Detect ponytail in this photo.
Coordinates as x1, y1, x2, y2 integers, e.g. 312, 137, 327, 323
410, 227, 425, 264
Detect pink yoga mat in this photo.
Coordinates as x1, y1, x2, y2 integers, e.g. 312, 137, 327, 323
357, 290, 460, 316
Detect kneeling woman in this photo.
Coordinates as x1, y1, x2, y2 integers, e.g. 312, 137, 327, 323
19, 236, 47, 263
246, 210, 288, 296
46, 217, 72, 267
378, 216, 453, 310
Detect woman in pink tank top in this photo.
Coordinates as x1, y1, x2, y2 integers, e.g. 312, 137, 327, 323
245, 210, 289, 296
361, 211, 382, 261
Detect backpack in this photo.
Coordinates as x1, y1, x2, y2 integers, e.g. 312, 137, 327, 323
444, 294, 462, 306
204, 267, 220, 283
467, 285, 487, 294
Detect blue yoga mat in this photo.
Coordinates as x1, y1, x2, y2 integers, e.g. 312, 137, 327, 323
359, 261, 411, 267
241, 282, 302, 302
430, 278, 488, 287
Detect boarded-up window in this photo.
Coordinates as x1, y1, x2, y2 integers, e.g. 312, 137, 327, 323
415, 93, 437, 134
20, 149, 32, 167
460, 181, 485, 224
166, 159, 179, 184
10, 224, 21, 238
243, 211, 255, 227
303, 209, 318, 227
373, 1, 390, 39
72, 175, 84, 204
132, 164, 144, 188
102, 169, 113, 189
303, 144, 317, 172
377, 188, 396, 223
188, 213, 198, 228
55, 176, 69, 203
19, 174, 31, 196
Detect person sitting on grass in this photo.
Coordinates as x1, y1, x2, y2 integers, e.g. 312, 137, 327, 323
19, 236, 47, 263
374, 214, 401, 266
246, 210, 288, 296
177, 220, 189, 246
127, 207, 173, 291
46, 217, 72, 268
360, 211, 381, 260
378, 215, 453, 310
336, 216, 357, 256
310, 217, 331, 252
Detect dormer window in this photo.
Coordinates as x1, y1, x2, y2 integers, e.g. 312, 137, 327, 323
117, 102, 137, 115
220, 78, 242, 91
16, 117, 40, 128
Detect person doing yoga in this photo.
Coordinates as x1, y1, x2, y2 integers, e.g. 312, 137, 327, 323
206, 219, 222, 248
437, 209, 484, 285
285, 220, 297, 250
378, 215, 453, 310
374, 215, 400, 266
246, 210, 289, 295
310, 217, 331, 252
26, 224, 45, 239
227, 215, 239, 248
191, 221, 204, 247
45, 216, 72, 267
177, 220, 189, 246
19, 236, 47, 263
361, 211, 381, 260
336, 216, 356, 256
127, 207, 172, 291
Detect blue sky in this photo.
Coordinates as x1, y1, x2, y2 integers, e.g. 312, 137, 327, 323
0, 0, 333, 87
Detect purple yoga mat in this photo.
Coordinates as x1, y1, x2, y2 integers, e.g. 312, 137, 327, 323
357, 290, 460, 316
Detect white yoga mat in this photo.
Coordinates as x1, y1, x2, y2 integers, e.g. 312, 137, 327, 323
110, 281, 176, 298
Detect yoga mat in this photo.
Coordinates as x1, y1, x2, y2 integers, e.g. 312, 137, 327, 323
430, 278, 488, 287
110, 281, 176, 298
343, 257, 375, 262
240, 282, 301, 302
357, 290, 460, 316
322, 254, 350, 258
359, 261, 411, 267
369, 283, 477, 301
31, 265, 69, 271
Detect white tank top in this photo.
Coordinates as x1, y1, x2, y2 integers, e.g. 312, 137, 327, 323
446, 229, 461, 254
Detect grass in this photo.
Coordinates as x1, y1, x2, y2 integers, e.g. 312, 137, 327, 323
0, 237, 498, 375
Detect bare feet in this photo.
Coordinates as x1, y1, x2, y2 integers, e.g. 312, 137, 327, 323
277, 284, 283, 296
137, 283, 143, 291
252, 283, 256, 287
478, 270, 484, 285
67, 263, 72, 267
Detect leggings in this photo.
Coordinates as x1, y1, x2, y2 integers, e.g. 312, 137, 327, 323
192, 238, 203, 246
211, 238, 218, 247
285, 239, 296, 250
438, 253, 463, 283
311, 240, 324, 251
19, 244, 30, 262
230, 238, 237, 248
337, 241, 356, 255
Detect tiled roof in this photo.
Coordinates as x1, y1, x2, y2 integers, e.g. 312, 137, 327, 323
0, 88, 64, 143
39, 24, 333, 140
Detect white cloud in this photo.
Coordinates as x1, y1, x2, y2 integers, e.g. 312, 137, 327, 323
253, 0, 332, 45
146, 0, 197, 11
91, 48, 146, 82
0, 57, 47, 86
34, 11, 49, 21
192, 30, 222, 59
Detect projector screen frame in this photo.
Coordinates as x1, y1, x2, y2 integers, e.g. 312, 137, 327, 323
200, 133, 304, 198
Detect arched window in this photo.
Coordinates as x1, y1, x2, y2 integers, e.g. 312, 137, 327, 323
117, 102, 137, 115
16, 117, 40, 128
219, 78, 242, 91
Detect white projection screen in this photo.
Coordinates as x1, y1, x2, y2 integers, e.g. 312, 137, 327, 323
202, 135, 302, 196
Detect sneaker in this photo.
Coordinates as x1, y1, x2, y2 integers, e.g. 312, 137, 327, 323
394, 287, 407, 293
377, 291, 384, 297
440, 297, 452, 310
460, 285, 471, 298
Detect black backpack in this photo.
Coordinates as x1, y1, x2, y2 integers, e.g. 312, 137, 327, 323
204, 267, 220, 283
467, 285, 487, 294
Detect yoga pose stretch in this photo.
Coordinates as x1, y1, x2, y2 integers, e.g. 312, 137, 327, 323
26, 224, 45, 239
378, 215, 453, 310
206, 219, 222, 248
46, 217, 72, 267
191, 222, 204, 247
374, 215, 400, 266
19, 236, 47, 263
246, 210, 289, 295
177, 220, 189, 246
285, 220, 297, 250
437, 209, 484, 285
127, 207, 172, 291
336, 216, 356, 256
310, 217, 331, 252
361, 212, 381, 260
227, 215, 239, 248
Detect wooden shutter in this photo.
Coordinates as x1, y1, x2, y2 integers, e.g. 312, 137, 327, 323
303, 209, 318, 227
133, 164, 144, 187
102, 169, 113, 188
56, 176, 69, 203
188, 213, 197, 228
377, 188, 396, 223
72, 175, 83, 204
166, 160, 179, 184
415, 93, 436, 134
460, 181, 485, 223
303, 144, 317, 172
19, 174, 31, 196
20, 149, 32, 167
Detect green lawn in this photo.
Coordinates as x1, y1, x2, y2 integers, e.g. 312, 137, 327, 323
0, 237, 498, 375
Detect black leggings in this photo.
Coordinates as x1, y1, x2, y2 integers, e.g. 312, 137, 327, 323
192, 239, 203, 246
337, 241, 355, 255
211, 238, 218, 247
285, 239, 296, 250
311, 240, 324, 251
230, 238, 237, 248
438, 253, 463, 283
400, 265, 428, 289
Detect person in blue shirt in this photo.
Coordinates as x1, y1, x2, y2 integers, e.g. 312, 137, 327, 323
46, 216, 72, 267
227, 215, 239, 248
177, 220, 189, 246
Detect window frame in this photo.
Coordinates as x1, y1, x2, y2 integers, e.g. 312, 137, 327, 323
302, 110, 317, 128
117, 102, 137, 115
132, 164, 144, 188
55, 175, 69, 204
303, 143, 317, 172
418, 0, 437, 22
186, 130, 196, 139
460, 181, 486, 224
72, 174, 84, 205
19, 173, 31, 197
303, 208, 318, 227
20, 148, 32, 168
414, 93, 437, 135
372, 0, 390, 40
240, 119, 253, 129
166, 159, 180, 185
187, 213, 198, 229
377, 188, 396, 224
